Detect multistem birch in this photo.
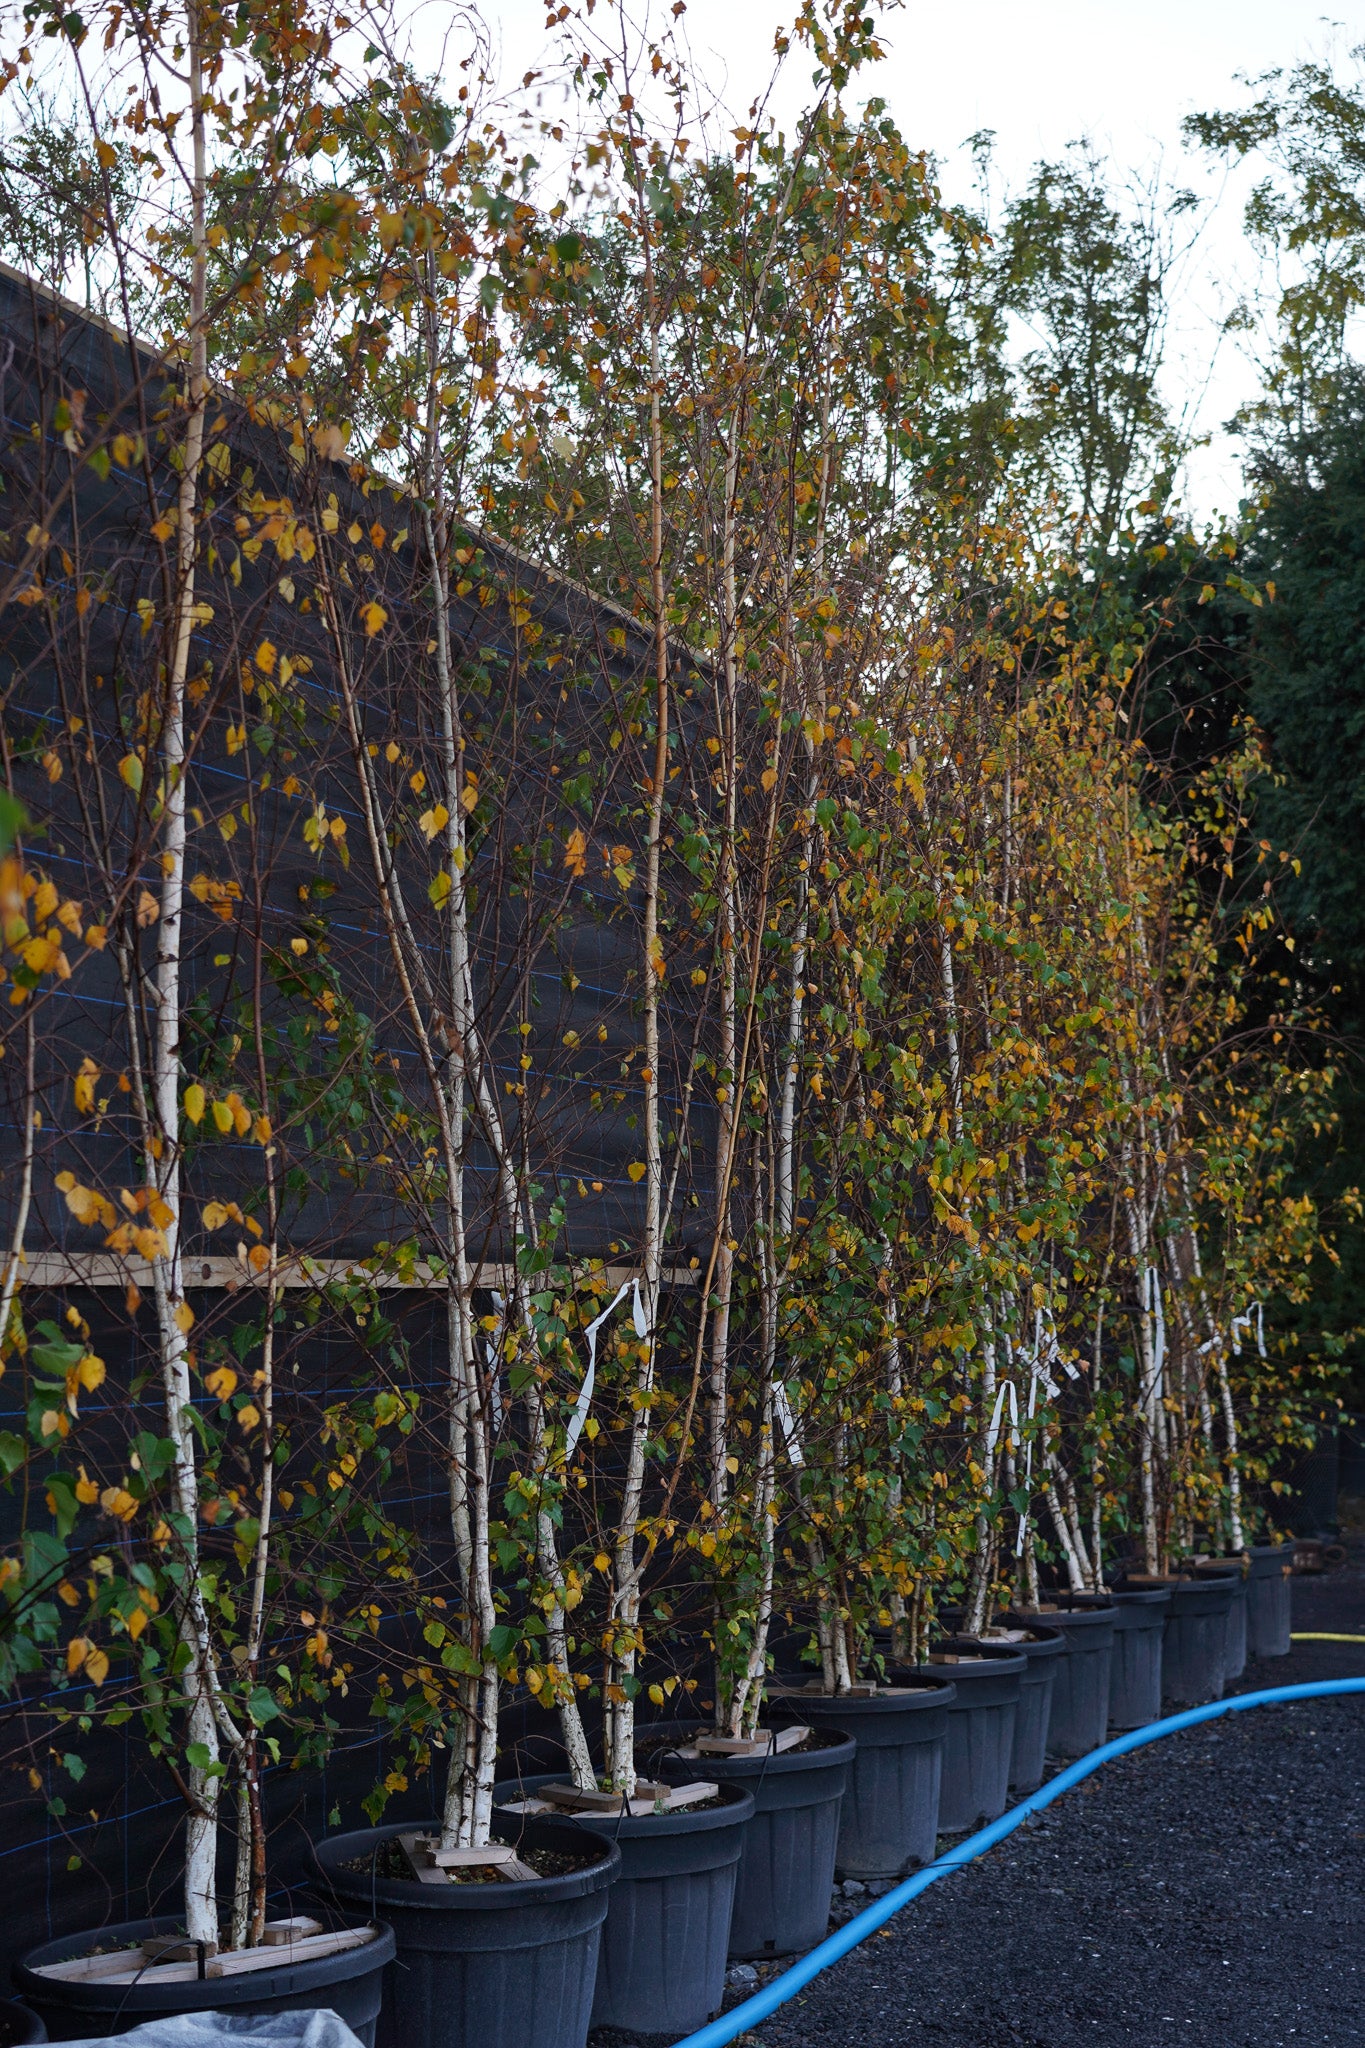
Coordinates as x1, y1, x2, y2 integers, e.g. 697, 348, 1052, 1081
140, 6, 239, 1938
604, 275, 669, 1797
318, 547, 501, 1842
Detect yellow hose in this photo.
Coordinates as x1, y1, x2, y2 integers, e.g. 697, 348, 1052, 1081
1290, 1632, 1365, 1643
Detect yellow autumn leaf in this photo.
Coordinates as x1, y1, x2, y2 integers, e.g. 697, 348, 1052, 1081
118, 753, 144, 793
85, 1646, 110, 1685
73, 1056, 99, 1114
67, 1636, 92, 1674
563, 828, 588, 878
211, 1100, 233, 1134
76, 1353, 105, 1394
173, 1300, 195, 1335
359, 602, 388, 637
418, 805, 449, 842
238, 1403, 261, 1431
252, 1115, 272, 1145
99, 1486, 137, 1523
57, 1176, 115, 1229
627, 1162, 647, 1183
126, 1606, 148, 1640
205, 1366, 238, 1401
183, 1082, 206, 1125
255, 640, 277, 675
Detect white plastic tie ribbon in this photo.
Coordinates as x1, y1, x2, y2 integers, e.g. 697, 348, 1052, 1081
986, 1378, 1019, 1462
1200, 1301, 1266, 1361
563, 1277, 644, 1463
773, 1379, 806, 1468
485, 1288, 506, 1430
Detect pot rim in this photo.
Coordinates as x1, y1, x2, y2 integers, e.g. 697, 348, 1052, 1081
1006, 1600, 1115, 1632
16, 1913, 394, 2008
313, 1816, 620, 1912
636, 1722, 857, 1777
766, 1676, 956, 1712
490, 1773, 756, 1840
920, 1644, 1030, 1679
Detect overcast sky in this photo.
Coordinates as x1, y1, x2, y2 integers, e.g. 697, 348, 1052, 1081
464, 0, 1358, 526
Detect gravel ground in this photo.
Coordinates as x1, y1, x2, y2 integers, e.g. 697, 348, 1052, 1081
591, 1547, 1365, 2048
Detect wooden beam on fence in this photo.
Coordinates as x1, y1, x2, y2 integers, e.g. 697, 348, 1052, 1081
18, 1251, 699, 1291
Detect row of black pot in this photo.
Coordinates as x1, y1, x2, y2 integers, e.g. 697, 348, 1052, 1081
12, 1546, 1295, 2048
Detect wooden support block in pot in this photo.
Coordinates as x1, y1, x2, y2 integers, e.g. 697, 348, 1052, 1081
397, 1832, 457, 1884
260, 1917, 323, 1947
141, 1937, 222, 1970
661, 1780, 719, 1809
32, 1949, 145, 1984
541, 1783, 640, 1813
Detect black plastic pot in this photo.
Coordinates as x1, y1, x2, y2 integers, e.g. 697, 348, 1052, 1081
1002, 1626, 1064, 1792
1341, 1414, 1365, 1496
1246, 1543, 1295, 1659
1007, 1596, 1115, 1758
16, 1915, 394, 2047
1107, 1585, 1171, 1731
490, 1774, 751, 2037
934, 1618, 1063, 1795
912, 1647, 1024, 1832
1189, 1560, 1249, 1680
0, 2002, 46, 2046
1161, 1572, 1236, 1704
641, 1724, 854, 1960
766, 1682, 952, 1879
313, 1817, 615, 2048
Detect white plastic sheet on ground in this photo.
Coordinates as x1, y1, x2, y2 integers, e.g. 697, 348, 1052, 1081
53, 2010, 365, 2048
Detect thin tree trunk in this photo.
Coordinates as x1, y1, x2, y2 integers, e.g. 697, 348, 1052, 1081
0, 1009, 35, 1351
144, 10, 227, 1937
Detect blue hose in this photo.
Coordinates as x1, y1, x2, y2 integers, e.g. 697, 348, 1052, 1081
671, 1676, 1365, 2048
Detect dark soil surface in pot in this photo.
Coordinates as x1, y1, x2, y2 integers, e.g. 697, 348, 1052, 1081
586, 1549, 1365, 2048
